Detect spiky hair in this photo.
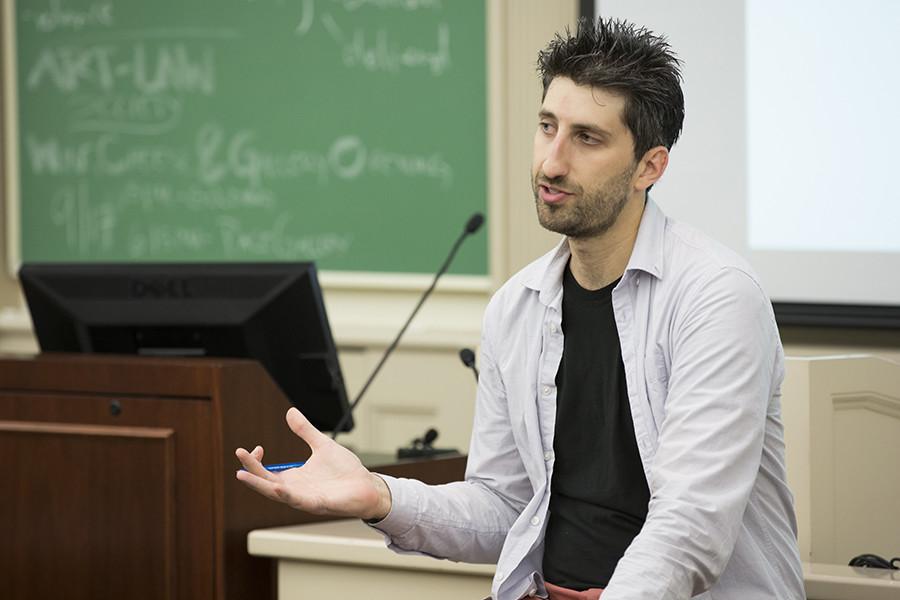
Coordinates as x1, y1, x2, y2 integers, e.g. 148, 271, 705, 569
537, 17, 685, 160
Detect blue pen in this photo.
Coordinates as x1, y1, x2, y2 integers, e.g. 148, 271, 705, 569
262, 461, 306, 472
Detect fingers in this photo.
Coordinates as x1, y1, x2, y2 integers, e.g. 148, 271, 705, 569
235, 468, 289, 503
235, 446, 294, 504
235, 464, 312, 512
285, 407, 330, 451
235, 446, 276, 482
250, 445, 264, 462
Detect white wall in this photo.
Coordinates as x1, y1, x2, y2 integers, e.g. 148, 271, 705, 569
597, 0, 900, 308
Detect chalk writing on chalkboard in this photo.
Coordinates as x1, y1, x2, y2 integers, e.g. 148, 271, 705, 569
16, 0, 487, 274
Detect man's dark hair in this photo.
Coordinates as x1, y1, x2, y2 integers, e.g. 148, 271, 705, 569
538, 18, 684, 160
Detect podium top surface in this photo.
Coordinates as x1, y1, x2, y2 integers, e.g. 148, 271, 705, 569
0, 352, 269, 399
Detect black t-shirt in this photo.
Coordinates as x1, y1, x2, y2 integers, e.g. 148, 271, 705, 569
541, 265, 650, 590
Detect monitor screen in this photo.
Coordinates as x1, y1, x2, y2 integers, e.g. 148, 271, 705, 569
19, 262, 353, 432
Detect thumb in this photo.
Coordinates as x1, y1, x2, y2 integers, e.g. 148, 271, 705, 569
285, 407, 330, 451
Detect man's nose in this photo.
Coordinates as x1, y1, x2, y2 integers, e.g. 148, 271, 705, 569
541, 138, 569, 179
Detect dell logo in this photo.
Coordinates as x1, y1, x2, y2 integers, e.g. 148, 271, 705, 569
131, 278, 193, 299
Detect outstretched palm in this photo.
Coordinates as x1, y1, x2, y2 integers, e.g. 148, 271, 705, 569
235, 408, 390, 521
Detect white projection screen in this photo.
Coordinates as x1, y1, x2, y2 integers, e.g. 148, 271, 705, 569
591, 0, 900, 327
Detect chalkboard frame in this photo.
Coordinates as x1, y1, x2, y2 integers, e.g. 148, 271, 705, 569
2, 0, 22, 276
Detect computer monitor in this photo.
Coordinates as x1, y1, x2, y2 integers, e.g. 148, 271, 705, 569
19, 262, 353, 432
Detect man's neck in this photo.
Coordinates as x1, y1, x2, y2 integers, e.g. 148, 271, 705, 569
567, 195, 645, 290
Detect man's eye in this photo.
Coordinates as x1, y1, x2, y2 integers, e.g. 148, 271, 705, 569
539, 122, 555, 134
577, 132, 600, 145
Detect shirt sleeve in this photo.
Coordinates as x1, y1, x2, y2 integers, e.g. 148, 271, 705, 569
602, 267, 780, 599
370, 305, 534, 563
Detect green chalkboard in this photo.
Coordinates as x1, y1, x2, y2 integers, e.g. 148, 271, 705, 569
15, 0, 487, 275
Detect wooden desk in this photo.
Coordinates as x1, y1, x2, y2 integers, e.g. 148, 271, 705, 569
249, 520, 900, 600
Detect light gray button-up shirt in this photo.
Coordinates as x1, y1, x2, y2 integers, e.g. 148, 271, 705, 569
374, 199, 804, 600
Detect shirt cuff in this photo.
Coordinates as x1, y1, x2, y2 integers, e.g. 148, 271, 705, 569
365, 474, 420, 539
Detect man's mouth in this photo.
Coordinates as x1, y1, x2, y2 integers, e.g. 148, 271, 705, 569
537, 182, 572, 204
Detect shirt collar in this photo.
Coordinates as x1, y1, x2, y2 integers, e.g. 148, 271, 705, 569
523, 197, 667, 305
626, 196, 666, 280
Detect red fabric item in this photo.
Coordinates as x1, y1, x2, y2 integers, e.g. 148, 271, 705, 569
526, 581, 603, 600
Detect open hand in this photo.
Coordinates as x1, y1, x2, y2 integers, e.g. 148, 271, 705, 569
235, 408, 391, 521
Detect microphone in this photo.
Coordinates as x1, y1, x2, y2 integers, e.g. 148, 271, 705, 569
464, 213, 484, 235
331, 212, 485, 439
397, 426, 457, 459
420, 428, 438, 446
459, 347, 479, 382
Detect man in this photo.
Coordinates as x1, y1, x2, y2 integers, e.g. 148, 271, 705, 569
236, 18, 804, 600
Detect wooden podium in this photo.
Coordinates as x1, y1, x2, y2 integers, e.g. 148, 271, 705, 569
0, 354, 467, 600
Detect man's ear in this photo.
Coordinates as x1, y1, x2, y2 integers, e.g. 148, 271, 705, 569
634, 146, 669, 192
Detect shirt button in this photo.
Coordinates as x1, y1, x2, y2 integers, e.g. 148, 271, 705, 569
530, 516, 541, 526
542, 386, 551, 396
496, 570, 504, 579
544, 450, 553, 461
551, 324, 560, 334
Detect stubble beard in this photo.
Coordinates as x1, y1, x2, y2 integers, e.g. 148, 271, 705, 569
533, 164, 637, 239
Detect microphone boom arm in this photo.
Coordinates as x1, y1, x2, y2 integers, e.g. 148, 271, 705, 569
331, 213, 484, 439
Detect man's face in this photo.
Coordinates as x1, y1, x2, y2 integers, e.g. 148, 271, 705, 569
532, 77, 639, 239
